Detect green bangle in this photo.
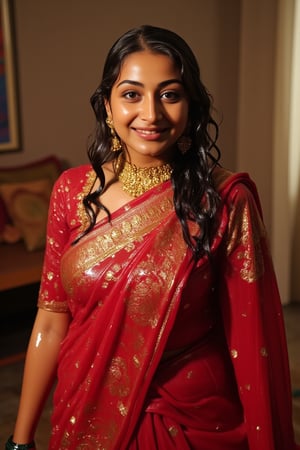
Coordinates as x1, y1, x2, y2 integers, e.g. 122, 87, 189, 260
5, 436, 35, 450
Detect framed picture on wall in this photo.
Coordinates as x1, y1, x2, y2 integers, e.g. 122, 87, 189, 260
0, 0, 20, 152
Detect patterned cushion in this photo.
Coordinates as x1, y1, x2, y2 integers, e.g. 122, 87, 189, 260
0, 155, 62, 249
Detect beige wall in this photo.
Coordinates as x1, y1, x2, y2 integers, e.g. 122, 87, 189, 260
236, 0, 277, 233
272, 0, 294, 305
287, 0, 300, 302
0, 0, 240, 170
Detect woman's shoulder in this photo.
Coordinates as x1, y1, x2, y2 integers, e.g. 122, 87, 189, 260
52, 164, 96, 197
56, 164, 95, 186
213, 166, 255, 195
60, 164, 94, 180
213, 165, 263, 217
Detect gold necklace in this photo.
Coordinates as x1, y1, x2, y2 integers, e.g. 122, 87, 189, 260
116, 156, 172, 197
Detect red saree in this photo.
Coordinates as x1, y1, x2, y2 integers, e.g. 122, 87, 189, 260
37, 165, 298, 449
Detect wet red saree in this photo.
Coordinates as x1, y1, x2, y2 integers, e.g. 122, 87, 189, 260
37, 165, 298, 449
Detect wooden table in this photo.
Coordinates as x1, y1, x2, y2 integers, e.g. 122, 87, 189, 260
0, 242, 44, 291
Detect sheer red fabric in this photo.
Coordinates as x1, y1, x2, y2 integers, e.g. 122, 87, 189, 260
37, 165, 299, 449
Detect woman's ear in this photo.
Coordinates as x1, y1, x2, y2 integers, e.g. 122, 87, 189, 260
104, 100, 112, 118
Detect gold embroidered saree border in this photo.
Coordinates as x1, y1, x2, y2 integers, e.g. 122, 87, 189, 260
38, 299, 69, 313
61, 184, 174, 292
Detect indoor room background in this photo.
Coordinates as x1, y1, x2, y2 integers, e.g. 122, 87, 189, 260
0, 0, 299, 305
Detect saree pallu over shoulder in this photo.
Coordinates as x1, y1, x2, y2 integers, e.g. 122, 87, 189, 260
214, 169, 299, 449
50, 182, 197, 449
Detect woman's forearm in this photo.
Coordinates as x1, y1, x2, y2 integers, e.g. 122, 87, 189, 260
12, 309, 70, 443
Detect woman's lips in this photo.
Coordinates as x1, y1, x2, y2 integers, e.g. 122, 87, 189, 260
133, 127, 167, 140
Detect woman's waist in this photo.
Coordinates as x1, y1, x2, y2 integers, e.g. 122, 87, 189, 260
163, 319, 222, 359
147, 328, 242, 431
160, 329, 233, 387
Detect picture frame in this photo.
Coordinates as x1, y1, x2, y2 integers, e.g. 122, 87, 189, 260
0, 0, 20, 152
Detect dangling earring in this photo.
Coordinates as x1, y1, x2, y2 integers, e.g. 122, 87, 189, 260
177, 135, 192, 154
106, 117, 122, 152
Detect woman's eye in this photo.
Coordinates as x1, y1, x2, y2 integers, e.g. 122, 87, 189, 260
161, 91, 180, 102
123, 91, 139, 100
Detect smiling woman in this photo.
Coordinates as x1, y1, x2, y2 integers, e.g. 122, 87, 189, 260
7, 25, 299, 450
105, 51, 189, 166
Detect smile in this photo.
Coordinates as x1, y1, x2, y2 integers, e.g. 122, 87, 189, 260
133, 128, 168, 140
134, 128, 166, 134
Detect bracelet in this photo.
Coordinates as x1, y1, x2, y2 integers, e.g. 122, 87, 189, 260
5, 436, 35, 450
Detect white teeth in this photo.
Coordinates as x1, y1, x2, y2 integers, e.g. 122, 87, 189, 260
137, 129, 159, 135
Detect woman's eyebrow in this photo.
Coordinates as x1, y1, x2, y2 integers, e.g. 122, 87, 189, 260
116, 79, 183, 89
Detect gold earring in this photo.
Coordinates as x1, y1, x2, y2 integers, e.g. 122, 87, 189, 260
106, 117, 122, 152
177, 135, 192, 154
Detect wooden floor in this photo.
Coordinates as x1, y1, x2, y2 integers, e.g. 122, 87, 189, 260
0, 303, 299, 449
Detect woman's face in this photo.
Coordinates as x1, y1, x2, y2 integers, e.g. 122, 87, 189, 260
105, 50, 189, 166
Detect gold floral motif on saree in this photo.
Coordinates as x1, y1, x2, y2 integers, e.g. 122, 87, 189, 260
125, 222, 184, 329
105, 356, 131, 397
61, 191, 174, 296
226, 192, 266, 283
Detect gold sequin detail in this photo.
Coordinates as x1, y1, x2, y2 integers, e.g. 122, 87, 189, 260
260, 347, 268, 357
133, 355, 140, 368
70, 415, 76, 424
168, 425, 179, 437
105, 270, 116, 281
231, 349, 238, 358
118, 401, 128, 416
84, 376, 92, 391
102, 263, 123, 288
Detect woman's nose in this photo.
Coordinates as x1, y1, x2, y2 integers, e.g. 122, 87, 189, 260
140, 94, 162, 122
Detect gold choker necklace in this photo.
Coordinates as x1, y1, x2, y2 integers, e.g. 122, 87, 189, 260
116, 156, 172, 197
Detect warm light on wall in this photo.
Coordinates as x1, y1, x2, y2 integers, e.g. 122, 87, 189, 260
289, 0, 300, 220
289, 0, 300, 302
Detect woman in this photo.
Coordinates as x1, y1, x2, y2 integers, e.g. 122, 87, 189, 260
7, 25, 298, 449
